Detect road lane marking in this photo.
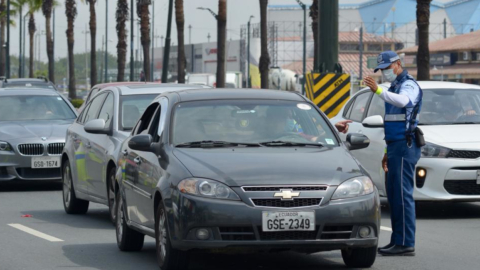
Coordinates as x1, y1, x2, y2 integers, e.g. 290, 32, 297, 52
8, 224, 64, 242
381, 226, 393, 232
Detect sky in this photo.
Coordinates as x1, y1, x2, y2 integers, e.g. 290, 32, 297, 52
9, 0, 300, 63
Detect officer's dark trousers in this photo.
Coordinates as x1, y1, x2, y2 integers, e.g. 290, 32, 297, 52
386, 139, 421, 247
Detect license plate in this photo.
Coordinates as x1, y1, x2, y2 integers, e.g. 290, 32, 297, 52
31, 156, 61, 169
477, 170, 480, 185
262, 211, 315, 232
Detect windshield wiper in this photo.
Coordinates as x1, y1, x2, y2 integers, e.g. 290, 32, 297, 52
259, 140, 324, 147
175, 140, 262, 148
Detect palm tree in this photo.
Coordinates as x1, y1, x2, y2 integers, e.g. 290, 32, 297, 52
136, 0, 151, 81
116, 0, 128, 82
309, 0, 318, 71
416, 0, 431, 80
259, 0, 270, 89
216, 0, 226, 88
65, 0, 77, 99
175, 0, 185, 83
42, 0, 55, 83
85, 0, 97, 86
27, 0, 42, 78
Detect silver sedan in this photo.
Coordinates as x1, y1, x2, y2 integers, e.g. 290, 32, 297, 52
0, 88, 77, 181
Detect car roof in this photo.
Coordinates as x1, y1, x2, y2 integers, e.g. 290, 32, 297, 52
92, 81, 159, 90
115, 84, 211, 96
0, 88, 60, 96
171, 88, 305, 102
2, 78, 50, 83
380, 81, 480, 90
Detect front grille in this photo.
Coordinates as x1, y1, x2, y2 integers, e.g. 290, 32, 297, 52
444, 180, 480, 195
320, 225, 353, 240
17, 144, 44, 156
47, 143, 65, 155
243, 186, 327, 192
252, 198, 322, 208
447, 150, 480, 159
219, 227, 255, 241
258, 226, 319, 240
16, 168, 61, 179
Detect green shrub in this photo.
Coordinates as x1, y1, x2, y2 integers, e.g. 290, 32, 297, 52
71, 99, 84, 108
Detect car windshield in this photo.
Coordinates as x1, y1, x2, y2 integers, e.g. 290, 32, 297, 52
120, 94, 158, 130
0, 95, 76, 121
172, 100, 338, 146
419, 89, 480, 125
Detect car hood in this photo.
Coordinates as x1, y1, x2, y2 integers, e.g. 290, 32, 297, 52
0, 120, 73, 141
420, 124, 480, 150
173, 147, 364, 187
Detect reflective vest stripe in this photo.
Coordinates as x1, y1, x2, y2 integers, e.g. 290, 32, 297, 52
385, 114, 406, 121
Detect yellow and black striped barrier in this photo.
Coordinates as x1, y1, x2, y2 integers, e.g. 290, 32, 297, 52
305, 73, 351, 118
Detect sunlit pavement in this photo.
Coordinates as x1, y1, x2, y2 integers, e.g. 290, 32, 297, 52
1, 181, 480, 270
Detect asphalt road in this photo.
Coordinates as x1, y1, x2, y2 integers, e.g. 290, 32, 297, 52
1, 181, 480, 270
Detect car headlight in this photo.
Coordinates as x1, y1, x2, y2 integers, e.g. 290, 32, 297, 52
421, 142, 450, 158
0, 141, 13, 152
332, 176, 374, 200
178, 178, 240, 200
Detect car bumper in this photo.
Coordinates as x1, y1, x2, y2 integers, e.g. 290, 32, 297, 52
0, 151, 62, 181
168, 191, 380, 251
414, 158, 480, 201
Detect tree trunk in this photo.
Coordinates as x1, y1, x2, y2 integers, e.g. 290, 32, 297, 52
0, 0, 6, 76
138, 2, 151, 82
28, 13, 36, 78
175, 0, 185, 83
216, 0, 227, 88
43, 0, 55, 83
66, 0, 77, 99
116, 0, 128, 82
416, 0, 431, 80
259, 0, 270, 89
88, 0, 97, 87
309, 0, 318, 71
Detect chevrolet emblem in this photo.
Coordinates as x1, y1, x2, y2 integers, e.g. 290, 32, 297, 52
274, 189, 300, 200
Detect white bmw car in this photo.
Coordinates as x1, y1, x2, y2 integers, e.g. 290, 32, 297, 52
331, 81, 480, 202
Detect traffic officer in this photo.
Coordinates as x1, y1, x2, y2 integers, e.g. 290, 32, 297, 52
364, 51, 422, 256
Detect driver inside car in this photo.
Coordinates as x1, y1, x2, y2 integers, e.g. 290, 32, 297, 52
436, 98, 476, 123
264, 107, 319, 142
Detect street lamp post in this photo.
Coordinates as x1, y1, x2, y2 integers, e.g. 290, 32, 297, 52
18, 5, 22, 77
207, 33, 211, 43
247, 16, 254, 88
22, 15, 28, 77
161, 0, 174, 83
82, 26, 90, 89
130, 0, 134, 81
6, 0, 11, 78
105, 0, 108, 83
53, 8, 55, 83
151, 0, 155, 82
295, 0, 306, 95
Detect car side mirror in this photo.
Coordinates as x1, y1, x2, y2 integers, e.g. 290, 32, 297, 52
84, 119, 109, 135
128, 134, 153, 152
362, 115, 384, 128
346, 133, 370, 151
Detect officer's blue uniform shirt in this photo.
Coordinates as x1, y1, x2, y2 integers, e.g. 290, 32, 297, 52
389, 71, 421, 132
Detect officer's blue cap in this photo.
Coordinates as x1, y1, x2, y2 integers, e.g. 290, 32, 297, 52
374, 51, 400, 73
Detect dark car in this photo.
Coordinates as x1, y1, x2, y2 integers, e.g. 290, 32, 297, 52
0, 77, 58, 90
111, 89, 380, 269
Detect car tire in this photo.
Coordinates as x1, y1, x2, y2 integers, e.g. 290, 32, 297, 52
116, 191, 145, 251
156, 200, 188, 270
107, 167, 117, 224
341, 246, 377, 268
62, 161, 89, 214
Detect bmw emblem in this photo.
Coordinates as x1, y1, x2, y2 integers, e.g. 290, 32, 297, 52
41, 137, 47, 141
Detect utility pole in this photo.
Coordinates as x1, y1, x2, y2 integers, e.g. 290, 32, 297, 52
207, 33, 211, 43
18, 5, 22, 77
359, 27, 363, 80
22, 15, 27, 78
53, 8, 55, 83
105, 0, 108, 84
100, 35, 105, 83
130, 0, 134, 81
83, 25, 90, 89
6, 0, 10, 78
317, 0, 340, 73
247, 16, 253, 88
151, 0, 155, 81
443, 18, 447, 39
161, 0, 174, 83
296, 0, 307, 95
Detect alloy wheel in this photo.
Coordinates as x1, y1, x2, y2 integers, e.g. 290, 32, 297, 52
109, 174, 116, 221
157, 210, 167, 261
116, 197, 124, 242
63, 165, 71, 207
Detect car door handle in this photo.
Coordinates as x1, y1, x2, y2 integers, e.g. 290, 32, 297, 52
357, 130, 363, 133
122, 149, 128, 156
134, 157, 142, 164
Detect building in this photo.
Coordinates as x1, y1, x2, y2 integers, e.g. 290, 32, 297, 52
399, 30, 480, 84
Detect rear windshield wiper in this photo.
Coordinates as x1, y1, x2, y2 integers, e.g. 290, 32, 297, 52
259, 140, 324, 147
175, 140, 262, 148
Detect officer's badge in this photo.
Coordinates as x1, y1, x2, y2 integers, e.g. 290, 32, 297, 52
377, 55, 383, 64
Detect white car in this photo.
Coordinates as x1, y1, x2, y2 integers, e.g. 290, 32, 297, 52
331, 81, 480, 202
